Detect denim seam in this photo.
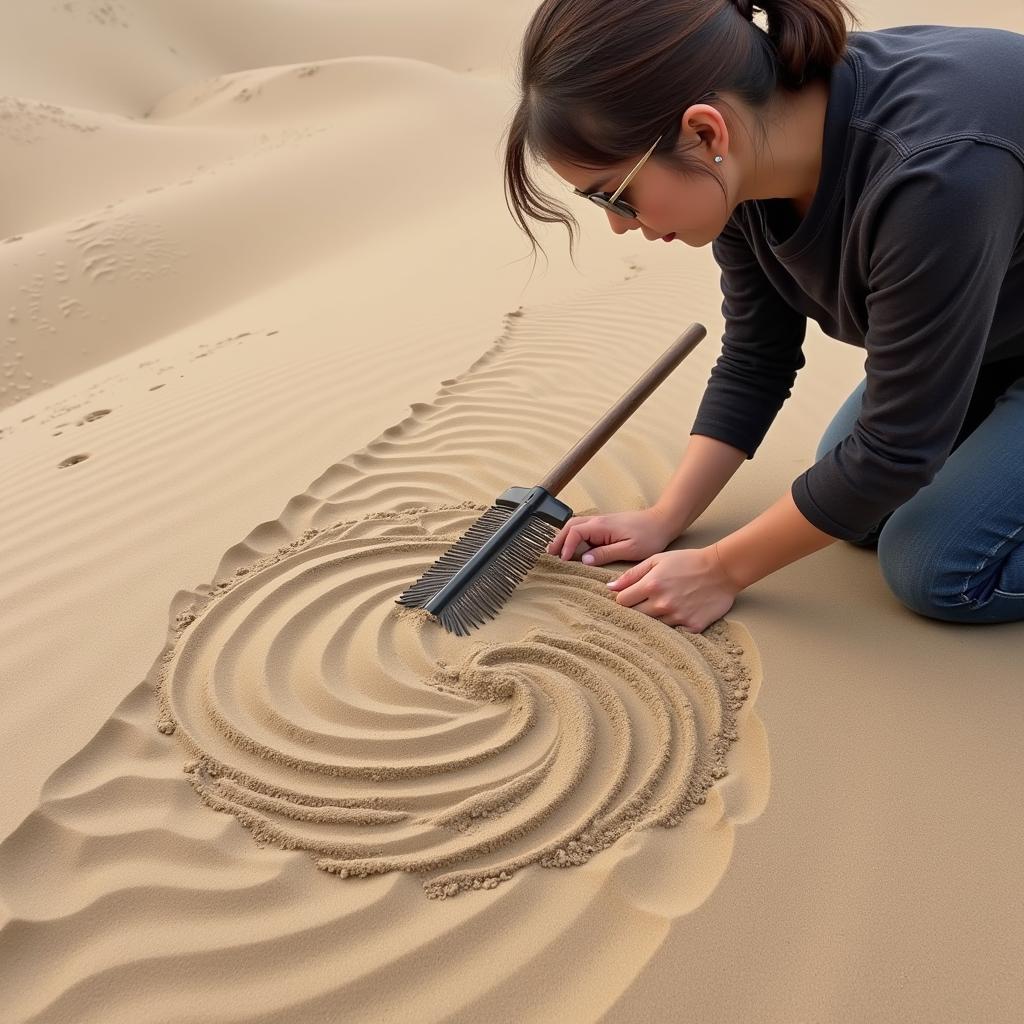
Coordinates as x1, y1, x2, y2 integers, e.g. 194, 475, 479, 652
959, 521, 1024, 604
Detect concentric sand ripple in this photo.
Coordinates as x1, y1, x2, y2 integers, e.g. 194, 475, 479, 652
156, 502, 755, 899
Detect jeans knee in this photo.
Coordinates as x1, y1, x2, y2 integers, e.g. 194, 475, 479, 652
878, 523, 928, 611
876, 513, 976, 623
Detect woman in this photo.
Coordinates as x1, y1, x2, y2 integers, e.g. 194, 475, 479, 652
504, 0, 1024, 631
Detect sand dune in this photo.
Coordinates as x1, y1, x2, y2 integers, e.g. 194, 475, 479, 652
1, 53, 528, 401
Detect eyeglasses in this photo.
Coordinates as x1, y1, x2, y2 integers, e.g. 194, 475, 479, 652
572, 135, 662, 220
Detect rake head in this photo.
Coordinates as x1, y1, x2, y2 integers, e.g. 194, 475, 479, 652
396, 486, 572, 636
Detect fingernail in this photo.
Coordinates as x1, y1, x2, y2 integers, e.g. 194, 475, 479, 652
606, 579, 617, 587
582, 553, 594, 564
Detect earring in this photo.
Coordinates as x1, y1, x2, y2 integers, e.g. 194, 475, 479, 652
714, 155, 724, 163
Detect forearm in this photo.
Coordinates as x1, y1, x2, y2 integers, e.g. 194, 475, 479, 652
653, 433, 748, 535
712, 488, 838, 590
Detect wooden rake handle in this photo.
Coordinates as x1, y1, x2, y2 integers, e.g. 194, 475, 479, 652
538, 322, 707, 497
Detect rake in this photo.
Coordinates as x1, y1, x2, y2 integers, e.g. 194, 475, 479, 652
396, 322, 707, 635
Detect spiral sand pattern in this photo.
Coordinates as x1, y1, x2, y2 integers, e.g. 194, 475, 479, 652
154, 499, 754, 899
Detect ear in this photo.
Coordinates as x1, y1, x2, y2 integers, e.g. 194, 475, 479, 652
678, 102, 729, 159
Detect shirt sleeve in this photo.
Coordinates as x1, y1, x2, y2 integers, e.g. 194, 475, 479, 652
690, 214, 808, 459
791, 141, 1024, 542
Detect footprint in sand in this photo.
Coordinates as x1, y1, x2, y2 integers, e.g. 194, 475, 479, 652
79, 409, 111, 424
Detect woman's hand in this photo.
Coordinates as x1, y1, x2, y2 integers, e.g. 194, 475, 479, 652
546, 507, 680, 565
605, 546, 740, 634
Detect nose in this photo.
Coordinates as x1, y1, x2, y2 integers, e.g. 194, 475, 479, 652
605, 211, 639, 235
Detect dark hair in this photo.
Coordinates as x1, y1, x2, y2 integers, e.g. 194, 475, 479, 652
503, 0, 859, 259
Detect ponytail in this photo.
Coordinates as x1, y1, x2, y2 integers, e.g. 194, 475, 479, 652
756, 0, 854, 88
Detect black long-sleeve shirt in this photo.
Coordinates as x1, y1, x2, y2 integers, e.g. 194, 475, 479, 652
689, 24, 1024, 543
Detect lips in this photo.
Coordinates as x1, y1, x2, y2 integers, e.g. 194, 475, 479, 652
661, 233, 676, 243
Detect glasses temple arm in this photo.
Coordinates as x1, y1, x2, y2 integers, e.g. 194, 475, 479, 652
608, 135, 663, 204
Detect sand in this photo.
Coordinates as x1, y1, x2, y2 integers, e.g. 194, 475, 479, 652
1, 1, 1022, 1021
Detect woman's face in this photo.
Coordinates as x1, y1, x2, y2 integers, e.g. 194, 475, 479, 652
546, 104, 737, 248
548, 150, 735, 247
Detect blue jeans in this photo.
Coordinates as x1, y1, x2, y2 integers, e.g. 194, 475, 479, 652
815, 361, 1024, 624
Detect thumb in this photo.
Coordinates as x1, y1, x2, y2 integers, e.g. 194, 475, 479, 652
581, 541, 637, 566
606, 558, 654, 590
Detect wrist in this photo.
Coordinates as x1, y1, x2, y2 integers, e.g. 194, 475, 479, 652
708, 541, 744, 592
713, 491, 838, 590
649, 500, 691, 539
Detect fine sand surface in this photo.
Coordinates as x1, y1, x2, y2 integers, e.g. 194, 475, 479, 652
1, 2, 1022, 1021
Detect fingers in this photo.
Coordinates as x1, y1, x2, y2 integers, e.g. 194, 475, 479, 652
581, 540, 634, 566
606, 558, 655, 606
546, 517, 592, 561
545, 519, 575, 556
